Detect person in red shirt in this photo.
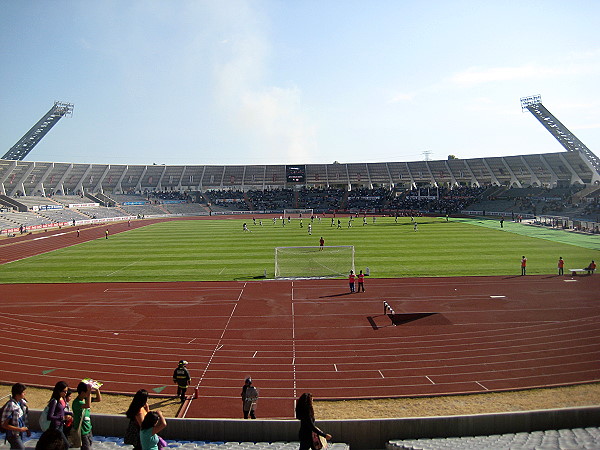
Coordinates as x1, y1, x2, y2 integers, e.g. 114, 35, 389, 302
348, 270, 355, 293
521, 256, 527, 276
357, 270, 365, 292
557, 257, 564, 275
319, 237, 324, 251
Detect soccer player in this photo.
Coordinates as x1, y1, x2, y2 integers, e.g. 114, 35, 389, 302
319, 237, 324, 250
308, 224, 312, 235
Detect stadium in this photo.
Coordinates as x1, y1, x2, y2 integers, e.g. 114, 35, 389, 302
1, 94, 599, 449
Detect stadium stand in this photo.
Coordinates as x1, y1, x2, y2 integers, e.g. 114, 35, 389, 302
2, 151, 600, 233
387, 427, 600, 450
0, 432, 352, 450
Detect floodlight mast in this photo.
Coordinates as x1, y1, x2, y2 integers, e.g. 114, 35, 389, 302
520, 94, 600, 174
2, 101, 74, 161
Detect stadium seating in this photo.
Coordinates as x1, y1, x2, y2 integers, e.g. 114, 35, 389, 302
0, 432, 350, 450
386, 427, 600, 450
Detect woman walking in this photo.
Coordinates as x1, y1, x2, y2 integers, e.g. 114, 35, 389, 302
124, 389, 150, 450
295, 393, 331, 450
46, 381, 70, 449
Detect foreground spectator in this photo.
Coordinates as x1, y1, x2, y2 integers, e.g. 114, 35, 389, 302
72, 381, 102, 450
1, 382, 30, 449
295, 392, 331, 450
47, 381, 70, 449
140, 410, 167, 450
125, 389, 150, 450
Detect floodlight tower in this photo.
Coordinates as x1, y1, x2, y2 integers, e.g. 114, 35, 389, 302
2, 101, 74, 161
520, 95, 600, 172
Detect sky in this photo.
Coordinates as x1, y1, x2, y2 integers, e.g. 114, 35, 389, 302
1, 0, 599, 166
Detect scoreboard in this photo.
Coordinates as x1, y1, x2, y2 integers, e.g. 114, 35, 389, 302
286, 165, 306, 183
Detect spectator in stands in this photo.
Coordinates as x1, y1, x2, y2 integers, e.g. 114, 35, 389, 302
62, 389, 73, 438
241, 377, 259, 419
72, 381, 102, 450
1, 382, 30, 449
140, 410, 167, 450
35, 428, 66, 450
125, 389, 150, 450
46, 381, 70, 449
295, 393, 331, 450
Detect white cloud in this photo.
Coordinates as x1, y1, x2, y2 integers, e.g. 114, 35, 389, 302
210, 2, 316, 163
388, 92, 415, 103
450, 61, 600, 86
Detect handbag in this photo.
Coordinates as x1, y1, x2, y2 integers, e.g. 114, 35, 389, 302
311, 431, 327, 450
158, 436, 168, 449
123, 419, 140, 446
68, 411, 84, 448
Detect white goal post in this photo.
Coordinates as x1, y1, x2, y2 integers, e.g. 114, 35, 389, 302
283, 208, 314, 218
274, 245, 355, 279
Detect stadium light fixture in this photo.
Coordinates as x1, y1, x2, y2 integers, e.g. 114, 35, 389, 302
520, 94, 542, 112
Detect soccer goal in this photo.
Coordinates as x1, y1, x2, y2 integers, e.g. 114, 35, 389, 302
274, 245, 355, 278
283, 208, 313, 219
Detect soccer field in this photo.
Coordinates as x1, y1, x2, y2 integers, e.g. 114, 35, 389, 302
0, 216, 598, 283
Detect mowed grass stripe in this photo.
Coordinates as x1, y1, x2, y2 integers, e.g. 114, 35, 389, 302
0, 217, 598, 283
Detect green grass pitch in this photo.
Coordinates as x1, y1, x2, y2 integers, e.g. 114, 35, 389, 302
1, 216, 598, 283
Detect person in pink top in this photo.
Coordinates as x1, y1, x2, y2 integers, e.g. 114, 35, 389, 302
357, 270, 365, 292
348, 270, 355, 293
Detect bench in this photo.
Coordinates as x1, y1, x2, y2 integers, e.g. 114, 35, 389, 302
569, 268, 594, 275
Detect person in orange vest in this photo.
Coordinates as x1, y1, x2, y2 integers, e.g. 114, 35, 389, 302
585, 260, 596, 274
348, 270, 356, 293
557, 257, 564, 276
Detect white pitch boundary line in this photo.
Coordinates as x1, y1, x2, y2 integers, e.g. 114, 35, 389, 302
105, 259, 144, 277
102, 286, 245, 293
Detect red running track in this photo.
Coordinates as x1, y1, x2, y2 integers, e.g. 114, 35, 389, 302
1, 221, 599, 418
1, 275, 599, 419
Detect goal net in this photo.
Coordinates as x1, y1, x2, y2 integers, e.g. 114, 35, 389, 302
274, 245, 355, 279
283, 208, 314, 219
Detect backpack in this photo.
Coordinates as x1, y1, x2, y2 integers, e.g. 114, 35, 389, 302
1, 398, 24, 441
39, 404, 51, 432
0, 400, 10, 436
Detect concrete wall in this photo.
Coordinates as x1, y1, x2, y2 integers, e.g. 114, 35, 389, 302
27, 406, 600, 449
